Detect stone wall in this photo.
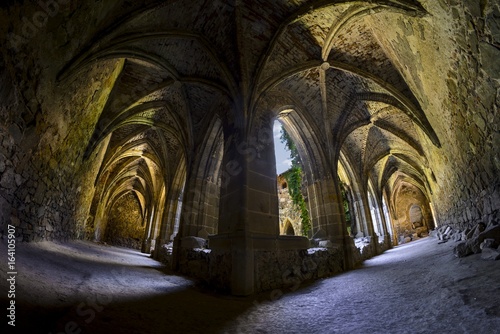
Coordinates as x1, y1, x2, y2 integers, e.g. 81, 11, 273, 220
1, 0, 498, 296
0, 45, 119, 241
368, 0, 500, 232
177, 247, 231, 292
393, 182, 433, 240
104, 192, 145, 250
177, 245, 345, 293
0, 1, 143, 242
254, 247, 344, 292
277, 174, 303, 236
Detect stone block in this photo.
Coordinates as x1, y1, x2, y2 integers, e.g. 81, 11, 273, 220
467, 237, 482, 254
181, 236, 207, 249
0, 167, 15, 189
480, 238, 498, 250
452, 231, 462, 242
197, 228, 210, 239
466, 225, 477, 239
10, 215, 20, 227
312, 229, 326, 239
481, 247, 500, 261
247, 188, 270, 213
478, 225, 500, 244
444, 226, 452, 236
318, 240, 333, 248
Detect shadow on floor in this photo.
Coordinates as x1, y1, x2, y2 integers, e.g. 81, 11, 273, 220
5, 287, 257, 334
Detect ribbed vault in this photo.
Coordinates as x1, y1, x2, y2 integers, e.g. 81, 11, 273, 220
9, 0, 498, 297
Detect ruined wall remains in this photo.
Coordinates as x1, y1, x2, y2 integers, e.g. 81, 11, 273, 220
104, 192, 144, 250
177, 246, 344, 293
277, 174, 303, 236
0, 2, 129, 241
393, 182, 433, 241
0, 0, 499, 296
369, 0, 500, 231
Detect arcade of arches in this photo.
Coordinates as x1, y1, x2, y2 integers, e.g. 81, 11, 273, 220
1, 0, 499, 295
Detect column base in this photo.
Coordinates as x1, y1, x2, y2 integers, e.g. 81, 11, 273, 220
141, 238, 152, 254
208, 233, 310, 295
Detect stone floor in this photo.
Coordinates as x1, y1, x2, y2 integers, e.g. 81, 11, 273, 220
1, 237, 499, 333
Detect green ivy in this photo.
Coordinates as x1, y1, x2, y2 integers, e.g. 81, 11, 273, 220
280, 126, 311, 236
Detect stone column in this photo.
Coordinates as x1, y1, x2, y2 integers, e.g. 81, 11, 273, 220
359, 190, 379, 253
177, 149, 222, 238
141, 207, 154, 253
153, 193, 177, 259
353, 199, 366, 238
305, 169, 356, 270
307, 177, 345, 243
376, 199, 392, 250
176, 173, 202, 237
346, 189, 357, 237
209, 119, 281, 295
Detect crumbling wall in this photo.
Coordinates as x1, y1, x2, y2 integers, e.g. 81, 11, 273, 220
277, 175, 302, 236
369, 0, 500, 231
254, 248, 344, 292
393, 182, 433, 240
0, 2, 123, 241
104, 192, 144, 250
176, 246, 344, 293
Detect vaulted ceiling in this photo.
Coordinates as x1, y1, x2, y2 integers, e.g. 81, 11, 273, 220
54, 0, 439, 211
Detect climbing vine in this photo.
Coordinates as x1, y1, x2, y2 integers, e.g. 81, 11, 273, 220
280, 126, 311, 236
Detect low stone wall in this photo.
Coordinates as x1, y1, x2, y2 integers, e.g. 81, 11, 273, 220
352, 236, 391, 262
160, 232, 395, 294
176, 247, 231, 292
254, 247, 344, 292
175, 245, 345, 293
178, 247, 211, 279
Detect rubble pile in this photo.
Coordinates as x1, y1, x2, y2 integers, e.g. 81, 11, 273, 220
430, 220, 500, 260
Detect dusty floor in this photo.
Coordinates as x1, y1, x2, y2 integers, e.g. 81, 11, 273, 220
1, 237, 499, 334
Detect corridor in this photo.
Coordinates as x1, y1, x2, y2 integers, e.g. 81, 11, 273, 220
2, 236, 499, 334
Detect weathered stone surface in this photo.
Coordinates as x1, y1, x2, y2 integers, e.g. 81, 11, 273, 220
454, 235, 483, 258
0, 167, 15, 189
277, 174, 303, 236
467, 237, 483, 255
478, 225, 500, 244
481, 247, 500, 261
480, 238, 498, 250
454, 242, 469, 258
157, 244, 173, 268
0, 0, 499, 295
318, 240, 334, 248
181, 236, 207, 249
197, 228, 210, 239
312, 229, 327, 240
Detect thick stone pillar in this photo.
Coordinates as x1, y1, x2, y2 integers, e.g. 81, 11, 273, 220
209, 119, 281, 295
141, 208, 154, 253
308, 177, 346, 244
177, 139, 222, 238
152, 192, 179, 260
376, 197, 392, 249
177, 174, 203, 237
353, 199, 366, 238
305, 170, 356, 270
360, 190, 380, 252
